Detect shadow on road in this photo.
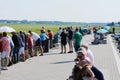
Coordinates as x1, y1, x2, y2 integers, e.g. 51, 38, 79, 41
52, 60, 74, 64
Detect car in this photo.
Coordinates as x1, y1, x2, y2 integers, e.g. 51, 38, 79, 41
113, 33, 120, 41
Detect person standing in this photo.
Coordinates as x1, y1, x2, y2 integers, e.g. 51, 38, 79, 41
0, 33, 3, 72
58, 27, 62, 38
23, 32, 29, 59
112, 27, 115, 34
19, 31, 25, 61
28, 34, 34, 57
40, 30, 48, 53
7, 35, 14, 66
29, 30, 43, 56
0, 32, 10, 70
11, 32, 21, 64
60, 28, 68, 53
47, 30, 54, 48
74, 28, 83, 52
67, 27, 74, 53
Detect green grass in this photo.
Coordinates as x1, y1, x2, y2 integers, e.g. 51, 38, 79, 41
0, 23, 82, 34
0, 24, 62, 34
108, 26, 120, 33
0, 24, 120, 34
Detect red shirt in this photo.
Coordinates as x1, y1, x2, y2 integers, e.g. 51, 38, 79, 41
48, 32, 53, 39
28, 36, 34, 47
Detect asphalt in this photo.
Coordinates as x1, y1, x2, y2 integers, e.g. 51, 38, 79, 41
0, 34, 120, 80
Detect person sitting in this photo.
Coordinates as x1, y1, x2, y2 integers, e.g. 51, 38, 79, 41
67, 48, 96, 80
80, 46, 104, 80
92, 33, 100, 44
68, 46, 104, 80
75, 50, 97, 80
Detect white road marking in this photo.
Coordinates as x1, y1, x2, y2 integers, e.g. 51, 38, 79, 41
109, 35, 120, 75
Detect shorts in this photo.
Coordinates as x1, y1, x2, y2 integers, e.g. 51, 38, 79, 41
68, 40, 73, 45
19, 47, 24, 55
36, 38, 42, 46
1, 51, 9, 58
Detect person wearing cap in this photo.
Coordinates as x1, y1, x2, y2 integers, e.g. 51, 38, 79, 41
77, 46, 104, 80
77, 48, 96, 80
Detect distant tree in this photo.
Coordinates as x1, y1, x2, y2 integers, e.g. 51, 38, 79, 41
107, 22, 114, 26
21, 20, 29, 24
107, 23, 111, 26
118, 21, 120, 25
111, 22, 114, 26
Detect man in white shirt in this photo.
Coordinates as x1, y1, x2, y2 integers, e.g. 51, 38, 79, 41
29, 30, 43, 56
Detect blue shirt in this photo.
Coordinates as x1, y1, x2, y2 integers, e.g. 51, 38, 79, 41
40, 33, 48, 41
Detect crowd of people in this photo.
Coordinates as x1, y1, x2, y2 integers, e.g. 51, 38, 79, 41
0, 26, 89, 70
91, 27, 107, 44
0, 26, 104, 80
0, 26, 56, 70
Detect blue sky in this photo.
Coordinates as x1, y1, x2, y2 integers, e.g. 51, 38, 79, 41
0, 0, 120, 22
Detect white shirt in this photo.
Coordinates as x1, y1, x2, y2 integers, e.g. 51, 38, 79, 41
86, 48, 94, 64
31, 32, 40, 41
58, 29, 62, 36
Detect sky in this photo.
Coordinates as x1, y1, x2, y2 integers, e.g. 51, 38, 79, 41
0, 0, 120, 22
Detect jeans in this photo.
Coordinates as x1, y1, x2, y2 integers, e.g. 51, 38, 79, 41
91, 66, 104, 80
13, 47, 20, 63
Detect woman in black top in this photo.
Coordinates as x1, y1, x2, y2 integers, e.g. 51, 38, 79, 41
60, 28, 67, 53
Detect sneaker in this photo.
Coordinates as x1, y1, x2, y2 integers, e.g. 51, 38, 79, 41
39, 54, 43, 56
60, 52, 63, 54
1, 67, 8, 70
67, 51, 73, 53
67, 51, 71, 53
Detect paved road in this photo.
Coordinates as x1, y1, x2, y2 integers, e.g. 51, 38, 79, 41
0, 34, 120, 80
